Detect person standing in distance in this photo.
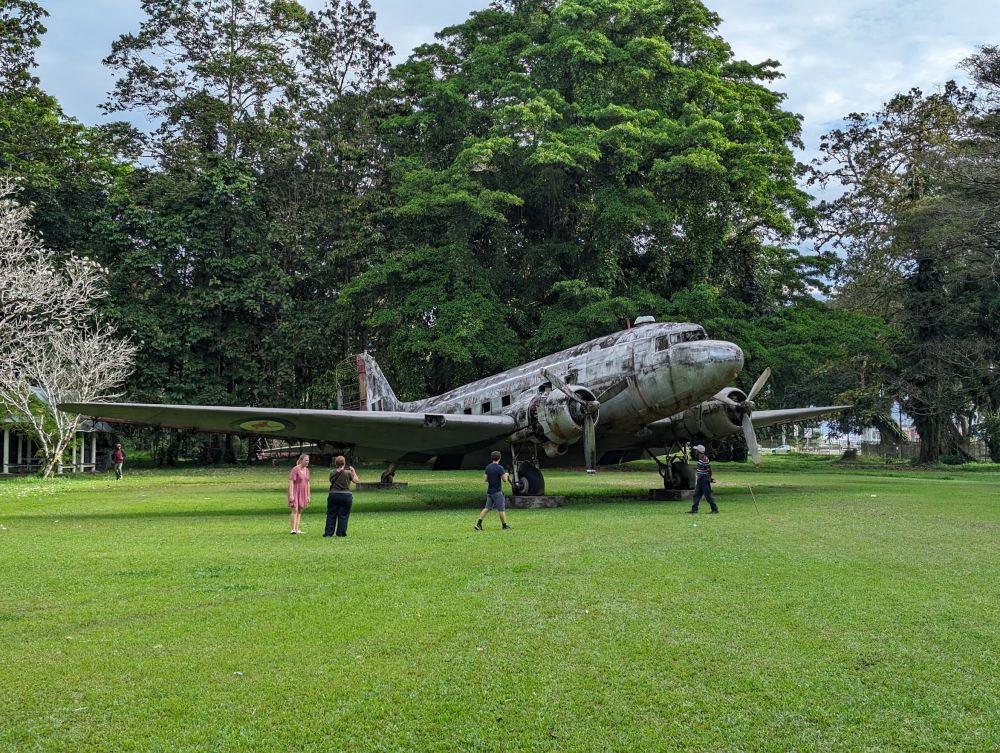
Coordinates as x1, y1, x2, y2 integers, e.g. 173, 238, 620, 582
287, 453, 310, 534
688, 444, 719, 514
112, 443, 126, 480
475, 451, 511, 530
324, 455, 360, 538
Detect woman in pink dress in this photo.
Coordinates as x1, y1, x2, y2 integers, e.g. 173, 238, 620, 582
287, 454, 310, 534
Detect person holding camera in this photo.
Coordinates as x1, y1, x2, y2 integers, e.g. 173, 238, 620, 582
324, 455, 360, 537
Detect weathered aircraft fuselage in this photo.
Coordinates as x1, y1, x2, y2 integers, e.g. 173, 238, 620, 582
369, 321, 744, 468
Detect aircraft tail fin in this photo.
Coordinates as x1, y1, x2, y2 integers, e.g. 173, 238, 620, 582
356, 353, 402, 412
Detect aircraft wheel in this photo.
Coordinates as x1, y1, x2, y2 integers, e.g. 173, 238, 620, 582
515, 463, 545, 496
380, 470, 395, 484
664, 461, 695, 490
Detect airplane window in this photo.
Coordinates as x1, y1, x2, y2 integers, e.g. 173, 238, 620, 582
501, 394, 511, 407
681, 329, 706, 342
669, 333, 681, 345
481, 401, 492, 414
463, 407, 472, 415
655, 336, 670, 351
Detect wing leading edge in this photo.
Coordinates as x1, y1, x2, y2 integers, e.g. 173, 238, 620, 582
749, 405, 852, 429
58, 402, 515, 454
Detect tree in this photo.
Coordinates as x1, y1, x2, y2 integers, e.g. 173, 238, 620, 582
0, 184, 135, 477
345, 0, 822, 394
807, 84, 988, 463
0, 0, 46, 94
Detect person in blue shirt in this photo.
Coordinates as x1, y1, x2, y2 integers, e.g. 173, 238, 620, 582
688, 444, 719, 514
475, 451, 512, 530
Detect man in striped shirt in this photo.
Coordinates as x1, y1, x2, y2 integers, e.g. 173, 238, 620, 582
687, 444, 719, 514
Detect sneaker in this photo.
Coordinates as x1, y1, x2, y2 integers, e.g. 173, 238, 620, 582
709, 510, 719, 514
291, 530, 298, 534
474, 522, 483, 531
502, 524, 512, 530
685, 510, 698, 514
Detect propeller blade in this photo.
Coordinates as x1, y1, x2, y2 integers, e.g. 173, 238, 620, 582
742, 413, 761, 466
582, 413, 597, 473
747, 367, 772, 402
712, 389, 743, 407
541, 368, 586, 406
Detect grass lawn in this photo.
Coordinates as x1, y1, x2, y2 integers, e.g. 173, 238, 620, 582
1, 456, 998, 752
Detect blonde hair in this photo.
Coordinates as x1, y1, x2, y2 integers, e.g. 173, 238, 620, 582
297, 453, 310, 464
334, 455, 346, 468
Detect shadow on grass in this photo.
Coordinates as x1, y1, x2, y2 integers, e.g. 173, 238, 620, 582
2, 483, 804, 522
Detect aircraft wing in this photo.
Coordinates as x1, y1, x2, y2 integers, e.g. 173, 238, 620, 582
58, 402, 516, 454
750, 405, 851, 429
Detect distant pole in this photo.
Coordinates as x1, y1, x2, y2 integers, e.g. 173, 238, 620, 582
897, 403, 903, 460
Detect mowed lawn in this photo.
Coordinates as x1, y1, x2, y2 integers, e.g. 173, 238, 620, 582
1, 458, 998, 752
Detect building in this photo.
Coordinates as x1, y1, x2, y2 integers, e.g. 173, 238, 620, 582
1, 418, 113, 475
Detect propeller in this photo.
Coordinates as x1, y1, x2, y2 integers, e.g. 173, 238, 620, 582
747, 367, 772, 402
742, 413, 762, 466
740, 367, 772, 466
542, 368, 600, 473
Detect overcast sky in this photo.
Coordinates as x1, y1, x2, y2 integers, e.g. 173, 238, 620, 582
34, 0, 996, 159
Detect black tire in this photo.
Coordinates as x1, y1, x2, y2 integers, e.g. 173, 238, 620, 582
516, 462, 545, 496
664, 461, 696, 490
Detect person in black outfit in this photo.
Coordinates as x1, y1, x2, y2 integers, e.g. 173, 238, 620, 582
324, 455, 360, 537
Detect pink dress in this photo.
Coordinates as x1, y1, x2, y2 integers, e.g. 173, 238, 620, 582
288, 466, 310, 509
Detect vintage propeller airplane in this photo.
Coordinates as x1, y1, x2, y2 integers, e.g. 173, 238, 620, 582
60, 317, 848, 495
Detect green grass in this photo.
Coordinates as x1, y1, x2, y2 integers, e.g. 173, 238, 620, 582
1, 457, 998, 752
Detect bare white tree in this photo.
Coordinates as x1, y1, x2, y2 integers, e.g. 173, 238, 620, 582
0, 182, 136, 477
0, 325, 135, 476
0, 182, 109, 345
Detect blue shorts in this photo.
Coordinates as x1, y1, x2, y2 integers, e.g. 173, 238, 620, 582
485, 491, 506, 511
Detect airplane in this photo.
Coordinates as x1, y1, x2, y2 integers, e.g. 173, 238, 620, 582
59, 316, 849, 495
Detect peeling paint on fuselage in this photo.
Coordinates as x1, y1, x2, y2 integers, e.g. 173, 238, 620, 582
398, 322, 744, 450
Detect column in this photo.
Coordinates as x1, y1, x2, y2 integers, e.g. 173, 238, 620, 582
2, 429, 8, 474
72, 438, 77, 472
91, 433, 97, 472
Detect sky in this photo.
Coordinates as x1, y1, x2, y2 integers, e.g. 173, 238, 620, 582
32, 0, 998, 160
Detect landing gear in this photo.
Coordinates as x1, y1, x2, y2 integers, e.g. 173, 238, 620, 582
646, 446, 696, 490
514, 462, 545, 496
509, 444, 546, 496
380, 462, 398, 484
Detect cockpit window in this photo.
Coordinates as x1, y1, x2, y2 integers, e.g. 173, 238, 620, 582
661, 329, 707, 347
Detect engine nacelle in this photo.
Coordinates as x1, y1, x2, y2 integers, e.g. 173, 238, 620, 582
656, 391, 746, 444
508, 386, 599, 449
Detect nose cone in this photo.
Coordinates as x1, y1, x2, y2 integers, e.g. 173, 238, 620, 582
670, 339, 745, 393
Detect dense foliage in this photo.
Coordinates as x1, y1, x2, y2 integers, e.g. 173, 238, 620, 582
809, 50, 1000, 462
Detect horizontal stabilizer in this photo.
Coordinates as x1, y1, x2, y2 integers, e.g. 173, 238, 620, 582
58, 402, 515, 454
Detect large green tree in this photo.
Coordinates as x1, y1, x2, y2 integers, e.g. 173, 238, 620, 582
97, 0, 392, 461
345, 0, 827, 396
808, 77, 999, 462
